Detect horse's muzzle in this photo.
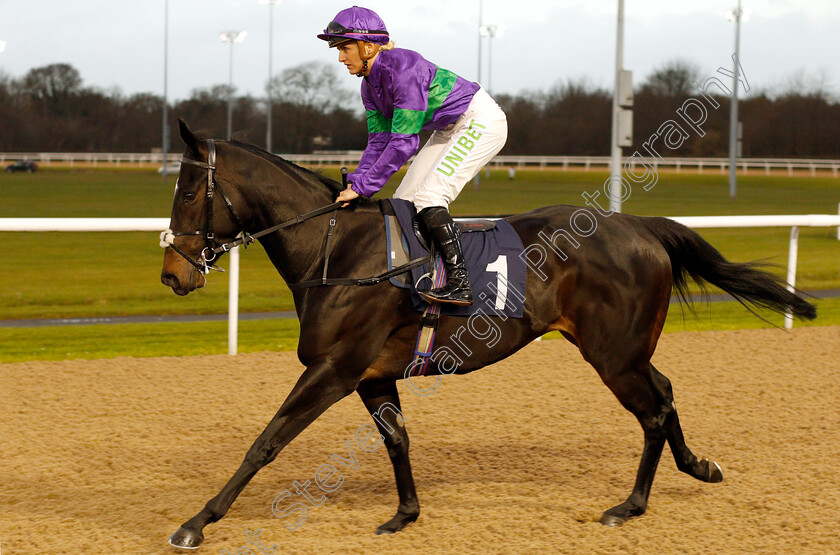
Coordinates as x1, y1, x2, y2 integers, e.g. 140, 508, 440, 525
161, 246, 207, 296
161, 271, 191, 296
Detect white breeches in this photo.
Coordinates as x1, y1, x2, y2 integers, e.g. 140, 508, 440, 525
393, 87, 508, 211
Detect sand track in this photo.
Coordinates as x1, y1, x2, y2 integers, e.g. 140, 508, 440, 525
1, 327, 838, 554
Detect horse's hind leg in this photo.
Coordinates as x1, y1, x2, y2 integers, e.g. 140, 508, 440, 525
357, 380, 420, 534
596, 361, 669, 526
598, 361, 722, 526
649, 363, 724, 483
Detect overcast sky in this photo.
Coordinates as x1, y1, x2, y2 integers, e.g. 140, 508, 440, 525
1, 1, 838, 102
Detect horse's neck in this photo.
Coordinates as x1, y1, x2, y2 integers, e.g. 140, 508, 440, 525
254, 168, 334, 227
242, 158, 338, 284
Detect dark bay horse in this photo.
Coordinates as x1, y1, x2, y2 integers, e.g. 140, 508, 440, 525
161, 120, 816, 549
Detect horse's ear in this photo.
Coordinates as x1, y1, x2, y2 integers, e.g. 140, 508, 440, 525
178, 117, 200, 155
231, 129, 251, 142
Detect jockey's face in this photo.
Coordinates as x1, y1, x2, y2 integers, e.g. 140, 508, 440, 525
337, 41, 365, 76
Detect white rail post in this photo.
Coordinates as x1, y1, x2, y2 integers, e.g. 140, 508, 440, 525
785, 226, 800, 330
837, 202, 839, 241
228, 245, 240, 354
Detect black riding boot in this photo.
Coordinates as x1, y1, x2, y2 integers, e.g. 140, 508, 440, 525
417, 206, 474, 306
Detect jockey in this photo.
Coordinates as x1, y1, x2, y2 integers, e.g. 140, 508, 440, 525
317, 6, 508, 306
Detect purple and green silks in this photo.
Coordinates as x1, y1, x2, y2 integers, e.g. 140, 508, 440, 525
349, 48, 479, 197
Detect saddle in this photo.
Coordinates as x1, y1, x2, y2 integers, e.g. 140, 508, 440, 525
379, 199, 527, 319
413, 215, 497, 251
381, 200, 496, 288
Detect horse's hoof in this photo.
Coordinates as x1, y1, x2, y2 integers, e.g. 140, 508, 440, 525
168, 526, 204, 549
375, 511, 419, 535
599, 513, 626, 527
702, 459, 724, 483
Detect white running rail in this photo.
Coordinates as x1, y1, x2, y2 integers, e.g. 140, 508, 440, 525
2, 213, 839, 352
2, 152, 840, 176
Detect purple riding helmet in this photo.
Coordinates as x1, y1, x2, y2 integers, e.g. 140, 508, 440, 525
317, 6, 389, 47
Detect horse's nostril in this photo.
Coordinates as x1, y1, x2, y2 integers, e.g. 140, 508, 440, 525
161, 272, 180, 289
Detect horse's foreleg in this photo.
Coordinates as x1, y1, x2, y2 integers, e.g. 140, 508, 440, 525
168, 362, 360, 549
649, 364, 724, 484
357, 380, 420, 534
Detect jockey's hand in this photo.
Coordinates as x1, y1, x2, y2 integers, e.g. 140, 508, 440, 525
337, 184, 360, 207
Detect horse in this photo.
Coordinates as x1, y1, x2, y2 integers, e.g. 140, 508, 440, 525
160, 119, 816, 549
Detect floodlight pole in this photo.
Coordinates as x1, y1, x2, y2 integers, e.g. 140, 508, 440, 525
477, 0, 483, 85
220, 31, 247, 140
261, 0, 282, 153
487, 29, 493, 94
474, 0, 484, 189
482, 25, 501, 95
728, 0, 743, 199
162, 0, 170, 180
609, 0, 625, 213
227, 39, 235, 140
267, 0, 275, 152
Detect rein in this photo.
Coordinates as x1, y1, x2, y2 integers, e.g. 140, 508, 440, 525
160, 139, 428, 289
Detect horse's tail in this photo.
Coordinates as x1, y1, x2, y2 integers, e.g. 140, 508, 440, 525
641, 216, 817, 321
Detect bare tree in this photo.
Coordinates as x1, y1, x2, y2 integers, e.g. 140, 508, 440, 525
265, 61, 361, 153
642, 59, 702, 98
778, 68, 836, 101
21, 63, 82, 103
268, 61, 356, 113
0, 60, 838, 157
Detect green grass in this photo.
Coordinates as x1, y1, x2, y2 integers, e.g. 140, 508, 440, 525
0, 232, 291, 319
4, 166, 837, 218
1, 297, 836, 363
0, 167, 175, 217
0, 166, 838, 362
445, 168, 840, 217
0, 318, 301, 363
658, 295, 840, 332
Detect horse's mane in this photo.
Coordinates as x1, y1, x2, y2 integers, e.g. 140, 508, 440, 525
227, 139, 345, 195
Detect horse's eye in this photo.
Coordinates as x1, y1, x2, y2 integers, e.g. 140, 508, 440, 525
183, 192, 197, 202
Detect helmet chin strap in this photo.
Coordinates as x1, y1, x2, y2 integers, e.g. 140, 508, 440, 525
355, 41, 378, 77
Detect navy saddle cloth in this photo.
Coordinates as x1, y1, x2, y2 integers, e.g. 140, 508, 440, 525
382, 199, 527, 318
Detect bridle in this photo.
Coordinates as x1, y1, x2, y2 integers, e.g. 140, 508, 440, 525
160, 138, 427, 289
159, 139, 250, 274
160, 138, 342, 277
